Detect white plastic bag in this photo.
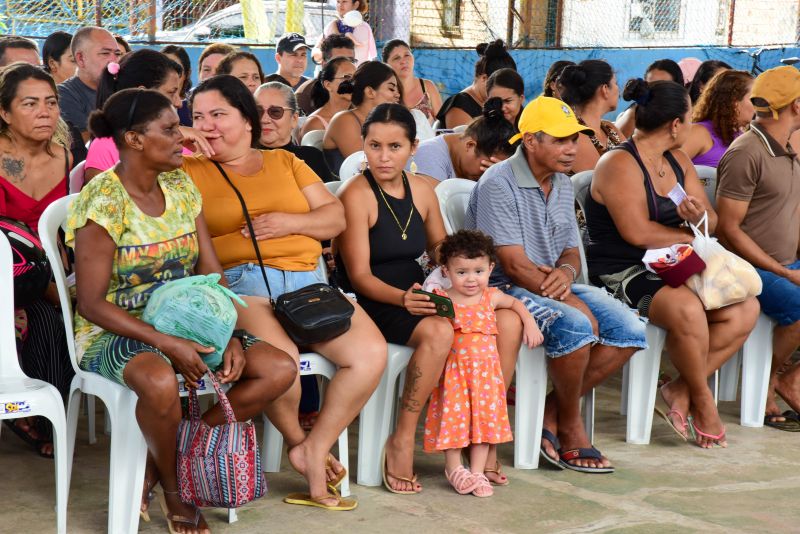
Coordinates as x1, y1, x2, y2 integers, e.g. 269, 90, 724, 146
685, 213, 762, 310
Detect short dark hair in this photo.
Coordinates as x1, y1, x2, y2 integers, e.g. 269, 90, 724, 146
263, 73, 291, 86
362, 102, 416, 142
96, 49, 183, 110
474, 40, 515, 78
88, 88, 174, 149
215, 51, 264, 82
646, 59, 685, 86
161, 45, 192, 97
320, 34, 354, 63
558, 60, 615, 108
42, 31, 73, 72
439, 230, 496, 265
486, 68, 524, 96
0, 36, 38, 66
114, 35, 131, 54
463, 97, 517, 158
190, 75, 262, 148
623, 78, 689, 132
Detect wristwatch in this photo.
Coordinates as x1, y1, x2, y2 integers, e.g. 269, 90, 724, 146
231, 329, 248, 341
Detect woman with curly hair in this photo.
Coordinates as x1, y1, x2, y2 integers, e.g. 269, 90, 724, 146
681, 69, 754, 168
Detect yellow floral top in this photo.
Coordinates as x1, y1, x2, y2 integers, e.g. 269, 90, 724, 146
65, 169, 202, 361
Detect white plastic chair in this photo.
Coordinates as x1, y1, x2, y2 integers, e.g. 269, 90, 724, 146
694, 165, 717, 209
452, 124, 468, 134
434, 179, 551, 469
301, 129, 325, 151
40, 196, 238, 532
570, 171, 666, 444
324, 180, 343, 196
68, 160, 86, 195
435, 178, 476, 235
339, 151, 365, 181
411, 108, 435, 141
0, 233, 68, 534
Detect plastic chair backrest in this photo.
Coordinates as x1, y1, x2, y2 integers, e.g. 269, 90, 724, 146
39, 195, 81, 373
431, 119, 441, 131
435, 178, 476, 234
0, 233, 25, 378
411, 109, 435, 141
452, 124, 467, 134
339, 151, 365, 181
69, 161, 86, 195
325, 180, 343, 195
694, 165, 717, 209
301, 130, 325, 150
571, 170, 593, 213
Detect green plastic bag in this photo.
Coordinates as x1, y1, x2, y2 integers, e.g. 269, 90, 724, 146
142, 274, 247, 370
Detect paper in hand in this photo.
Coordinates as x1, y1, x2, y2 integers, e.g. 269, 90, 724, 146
667, 183, 688, 206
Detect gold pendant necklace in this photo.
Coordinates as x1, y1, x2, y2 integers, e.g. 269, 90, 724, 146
646, 153, 667, 177
376, 172, 414, 240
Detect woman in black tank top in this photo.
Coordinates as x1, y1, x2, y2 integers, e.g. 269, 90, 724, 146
586, 78, 759, 449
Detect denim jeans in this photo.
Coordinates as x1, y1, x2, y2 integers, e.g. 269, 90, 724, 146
755, 259, 800, 326
504, 283, 648, 358
223, 263, 325, 299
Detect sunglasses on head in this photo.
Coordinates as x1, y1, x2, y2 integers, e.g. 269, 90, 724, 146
257, 105, 295, 120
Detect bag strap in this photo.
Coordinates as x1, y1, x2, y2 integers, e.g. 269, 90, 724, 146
211, 160, 275, 306
689, 211, 709, 240
187, 371, 237, 423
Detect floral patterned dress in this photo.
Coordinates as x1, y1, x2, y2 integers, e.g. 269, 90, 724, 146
423, 287, 513, 452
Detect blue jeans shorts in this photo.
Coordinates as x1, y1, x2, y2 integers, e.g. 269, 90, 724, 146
504, 283, 648, 358
755, 260, 800, 326
224, 263, 326, 299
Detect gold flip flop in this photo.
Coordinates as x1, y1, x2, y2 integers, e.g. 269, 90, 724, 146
284, 492, 358, 511
381, 445, 420, 495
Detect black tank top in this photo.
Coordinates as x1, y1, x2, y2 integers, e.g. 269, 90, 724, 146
336, 169, 426, 293
585, 138, 686, 279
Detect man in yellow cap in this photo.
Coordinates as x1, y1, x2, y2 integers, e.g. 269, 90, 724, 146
465, 96, 647, 473
716, 65, 800, 428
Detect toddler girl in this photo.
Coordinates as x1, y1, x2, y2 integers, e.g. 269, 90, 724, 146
423, 230, 542, 497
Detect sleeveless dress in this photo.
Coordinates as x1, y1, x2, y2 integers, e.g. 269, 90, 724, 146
412, 79, 435, 124
335, 169, 427, 344
423, 287, 513, 452
585, 138, 686, 317
691, 120, 736, 168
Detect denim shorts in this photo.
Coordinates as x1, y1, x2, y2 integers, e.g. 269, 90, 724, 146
224, 263, 326, 299
755, 260, 800, 326
504, 283, 648, 358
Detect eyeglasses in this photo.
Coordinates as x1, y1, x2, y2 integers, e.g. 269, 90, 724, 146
257, 105, 295, 120
332, 74, 353, 81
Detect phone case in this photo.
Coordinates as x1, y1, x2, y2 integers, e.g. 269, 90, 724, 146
413, 289, 455, 319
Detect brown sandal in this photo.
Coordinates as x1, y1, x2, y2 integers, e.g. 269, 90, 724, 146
381, 445, 421, 494
484, 461, 509, 486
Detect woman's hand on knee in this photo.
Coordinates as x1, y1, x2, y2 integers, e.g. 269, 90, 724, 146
160, 335, 212, 388
217, 338, 246, 384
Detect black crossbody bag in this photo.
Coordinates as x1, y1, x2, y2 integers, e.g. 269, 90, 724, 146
213, 161, 354, 345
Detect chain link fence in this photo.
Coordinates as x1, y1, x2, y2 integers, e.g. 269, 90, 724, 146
1, 0, 798, 48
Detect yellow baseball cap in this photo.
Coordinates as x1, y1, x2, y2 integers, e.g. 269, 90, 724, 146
751, 65, 800, 119
509, 96, 594, 144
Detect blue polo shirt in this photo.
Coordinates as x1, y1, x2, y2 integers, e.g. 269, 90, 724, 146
465, 145, 579, 286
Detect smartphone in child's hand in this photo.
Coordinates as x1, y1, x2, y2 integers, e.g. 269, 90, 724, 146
412, 289, 455, 318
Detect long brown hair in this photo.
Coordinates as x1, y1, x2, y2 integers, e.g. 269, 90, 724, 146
692, 69, 753, 147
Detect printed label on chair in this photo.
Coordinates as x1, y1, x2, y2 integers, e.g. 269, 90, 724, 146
299, 360, 311, 372
178, 378, 206, 393
0, 401, 31, 414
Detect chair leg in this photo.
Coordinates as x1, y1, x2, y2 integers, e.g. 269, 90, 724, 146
719, 351, 741, 402
46, 390, 68, 534
625, 326, 665, 444
65, 385, 82, 488
740, 314, 774, 428
86, 394, 96, 445
107, 394, 148, 534
261, 414, 285, 473
514, 346, 547, 469
582, 389, 595, 444
336, 427, 350, 497
620, 364, 629, 416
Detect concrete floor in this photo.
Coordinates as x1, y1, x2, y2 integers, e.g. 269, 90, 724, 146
1, 370, 799, 534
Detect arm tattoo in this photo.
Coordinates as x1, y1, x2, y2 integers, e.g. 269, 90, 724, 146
1, 155, 25, 182
400, 362, 424, 413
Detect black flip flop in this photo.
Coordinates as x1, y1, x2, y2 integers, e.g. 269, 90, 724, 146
2, 420, 53, 458
764, 414, 800, 432
540, 429, 564, 469
782, 410, 800, 424
558, 447, 615, 474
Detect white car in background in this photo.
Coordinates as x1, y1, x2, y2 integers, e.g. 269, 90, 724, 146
146, 1, 336, 44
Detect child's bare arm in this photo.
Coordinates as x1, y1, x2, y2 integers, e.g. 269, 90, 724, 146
492, 291, 543, 348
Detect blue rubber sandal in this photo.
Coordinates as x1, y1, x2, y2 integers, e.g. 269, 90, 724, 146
540, 429, 564, 469
558, 447, 615, 474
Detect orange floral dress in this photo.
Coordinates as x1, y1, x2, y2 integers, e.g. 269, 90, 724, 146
423, 287, 513, 452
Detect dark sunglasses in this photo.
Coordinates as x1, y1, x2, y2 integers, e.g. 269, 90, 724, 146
257, 105, 295, 120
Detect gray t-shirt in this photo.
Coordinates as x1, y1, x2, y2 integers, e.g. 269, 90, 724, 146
58, 76, 96, 133
409, 135, 455, 181
465, 145, 578, 286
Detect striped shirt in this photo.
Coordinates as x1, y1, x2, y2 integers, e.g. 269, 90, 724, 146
465, 145, 579, 286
